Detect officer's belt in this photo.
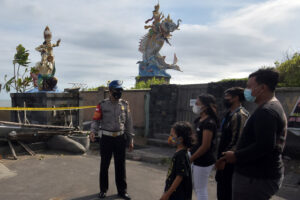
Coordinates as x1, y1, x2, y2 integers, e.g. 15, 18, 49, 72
101, 130, 124, 137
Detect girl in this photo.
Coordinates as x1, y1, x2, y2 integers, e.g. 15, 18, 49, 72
190, 94, 219, 200
160, 121, 193, 200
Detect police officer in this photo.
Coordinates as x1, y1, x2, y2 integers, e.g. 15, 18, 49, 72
90, 80, 134, 200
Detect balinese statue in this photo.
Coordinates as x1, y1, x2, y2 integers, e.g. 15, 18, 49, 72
32, 26, 60, 91
144, 3, 164, 34
138, 3, 182, 78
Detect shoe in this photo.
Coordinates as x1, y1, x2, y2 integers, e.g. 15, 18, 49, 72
98, 192, 106, 198
118, 192, 131, 200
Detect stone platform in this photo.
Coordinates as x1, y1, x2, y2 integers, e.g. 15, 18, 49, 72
10, 91, 79, 126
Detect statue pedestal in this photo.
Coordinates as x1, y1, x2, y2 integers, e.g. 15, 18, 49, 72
135, 76, 170, 85
10, 91, 79, 126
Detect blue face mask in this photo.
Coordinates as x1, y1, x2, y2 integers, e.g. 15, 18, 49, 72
244, 88, 256, 102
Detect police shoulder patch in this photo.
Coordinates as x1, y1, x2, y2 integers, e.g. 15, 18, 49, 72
120, 100, 130, 112
121, 105, 125, 111
121, 99, 128, 105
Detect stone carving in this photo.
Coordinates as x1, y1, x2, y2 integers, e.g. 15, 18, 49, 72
138, 3, 182, 78
32, 26, 60, 91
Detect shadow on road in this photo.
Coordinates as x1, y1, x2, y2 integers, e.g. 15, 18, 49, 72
70, 193, 124, 200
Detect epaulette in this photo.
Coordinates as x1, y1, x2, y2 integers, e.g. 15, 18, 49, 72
120, 99, 129, 105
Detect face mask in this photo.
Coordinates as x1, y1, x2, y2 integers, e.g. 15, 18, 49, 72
168, 135, 180, 145
244, 88, 256, 102
112, 91, 122, 99
223, 99, 232, 108
192, 104, 202, 115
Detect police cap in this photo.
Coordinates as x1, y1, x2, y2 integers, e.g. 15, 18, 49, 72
109, 80, 123, 90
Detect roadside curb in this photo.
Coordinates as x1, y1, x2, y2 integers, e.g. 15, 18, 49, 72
126, 146, 174, 166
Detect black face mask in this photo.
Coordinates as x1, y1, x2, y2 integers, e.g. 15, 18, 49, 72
223, 99, 232, 108
112, 90, 122, 99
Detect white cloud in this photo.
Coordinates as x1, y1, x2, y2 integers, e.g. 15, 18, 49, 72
169, 0, 300, 83
1, 0, 300, 100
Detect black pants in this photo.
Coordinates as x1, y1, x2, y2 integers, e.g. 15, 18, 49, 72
215, 164, 234, 200
100, 134, 127, 194
232, 172, 283, 200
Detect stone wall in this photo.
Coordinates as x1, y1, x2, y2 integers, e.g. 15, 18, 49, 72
10, 92, 80, 126
5, 84, 300, 138
176, 84, 208, 123
275, 87, 300, 116
6, 89, 149, 136
0, 110, 10, 121
149, 84, 178, 137
148, 82, 300, 137
79, 89, 149, 136
122, 90, 150, 136
79, 89, 105, 127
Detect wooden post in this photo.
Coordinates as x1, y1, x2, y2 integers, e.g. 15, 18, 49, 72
7, 139, 18, 160
17, 141, 36, 156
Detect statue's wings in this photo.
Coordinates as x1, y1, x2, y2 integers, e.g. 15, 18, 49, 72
173, 54, 178, 65
138, 34, 149, 53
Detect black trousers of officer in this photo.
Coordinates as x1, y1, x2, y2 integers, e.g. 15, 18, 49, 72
215, 163, 235, 200
100, 134, 127, 194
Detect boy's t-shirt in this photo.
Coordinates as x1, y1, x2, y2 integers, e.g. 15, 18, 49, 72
164, 149, 192, 200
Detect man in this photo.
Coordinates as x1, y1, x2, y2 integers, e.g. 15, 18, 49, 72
215, 87, 249, 200
221, 68, 287, 200
90, 80, 134, 200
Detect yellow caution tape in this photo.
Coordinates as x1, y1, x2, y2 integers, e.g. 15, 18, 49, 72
0, 106, 96, 111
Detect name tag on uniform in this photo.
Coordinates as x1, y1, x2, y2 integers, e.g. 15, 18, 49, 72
121, 105, 125, 111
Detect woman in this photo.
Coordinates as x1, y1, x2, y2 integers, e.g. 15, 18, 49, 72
190, 94, 218, 200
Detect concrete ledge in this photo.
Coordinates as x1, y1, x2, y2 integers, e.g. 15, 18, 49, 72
147, 138, 170, 148
126, 146, 174, 165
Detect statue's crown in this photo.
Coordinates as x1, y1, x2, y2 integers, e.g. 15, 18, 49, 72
163, 14, 173, 23
44, 26, 52, 38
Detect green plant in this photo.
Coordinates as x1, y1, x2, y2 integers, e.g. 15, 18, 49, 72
133, 77, 167, 89
218, 78, 248, 82
3, 44, 33, 93
85, 85, 107, 91
275, 53, 300, 87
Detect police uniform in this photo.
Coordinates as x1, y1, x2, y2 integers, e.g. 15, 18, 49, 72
91, 81, 133, 199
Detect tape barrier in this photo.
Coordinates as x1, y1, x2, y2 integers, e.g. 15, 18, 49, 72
0, 106, 96, 111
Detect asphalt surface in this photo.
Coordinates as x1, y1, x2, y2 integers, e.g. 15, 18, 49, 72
0, 153, 195, 200
0, 152, 299, 200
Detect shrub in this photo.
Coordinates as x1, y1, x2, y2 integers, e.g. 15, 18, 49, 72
275, 53, 300, 87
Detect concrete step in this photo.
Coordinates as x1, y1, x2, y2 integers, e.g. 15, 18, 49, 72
87, 144, 175, 166
126, 145, 175, 165
147, 138, 171, 148
153, 133, 169, 140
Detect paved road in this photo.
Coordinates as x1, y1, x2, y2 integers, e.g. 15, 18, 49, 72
0, 153, 298, 200
0, 153, 196, 200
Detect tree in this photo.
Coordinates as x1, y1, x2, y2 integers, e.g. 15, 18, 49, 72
2, 44, 33, 93
275, 53, 300, 87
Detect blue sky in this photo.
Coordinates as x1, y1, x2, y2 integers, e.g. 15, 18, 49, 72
0, 0, 300, 100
